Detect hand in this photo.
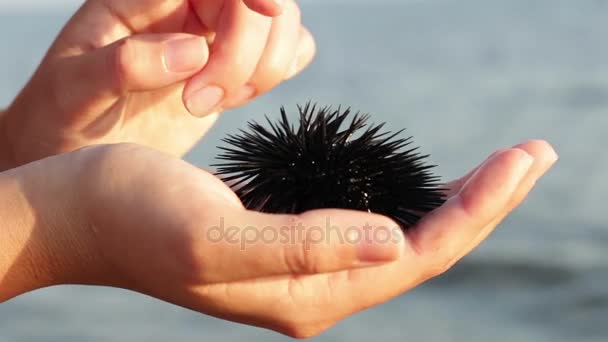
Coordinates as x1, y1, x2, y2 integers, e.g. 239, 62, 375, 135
0, 0, 315, 170
0, 140, 557, 337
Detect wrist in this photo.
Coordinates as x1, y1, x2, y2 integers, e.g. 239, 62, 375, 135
0, 153, 114, 302
0, 168, 51, 302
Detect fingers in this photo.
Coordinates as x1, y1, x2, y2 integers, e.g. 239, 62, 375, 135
193, 0, 284, 28
222, 0, 301, 108
52, 33, 208, 115
223, 25, 317, 109
443, 148, 508, 198
287, 27, 317, 80
185, 0, 273, 117
191, 208, 403, 284
186, 1, 315, 116
405, 148, 534, 274
453, 140, 558, 261
96, 0, 284, 35
85, 0, 312, 118
497, 140, 558, 215
323, 143, 558, 321
342, 142, 557, 298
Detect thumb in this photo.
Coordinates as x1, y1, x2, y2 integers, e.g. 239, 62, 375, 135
194, 208, 404, 284
53, 33, 208, 113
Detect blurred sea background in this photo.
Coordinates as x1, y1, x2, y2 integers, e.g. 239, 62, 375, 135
1, 0, 607, 341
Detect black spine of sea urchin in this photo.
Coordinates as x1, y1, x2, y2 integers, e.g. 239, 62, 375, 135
214, 103, 446, 229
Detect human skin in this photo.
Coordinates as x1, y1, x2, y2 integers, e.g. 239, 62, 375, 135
0, 140, 557, 338
0, 0, 559, 336
0, 0, 315, 170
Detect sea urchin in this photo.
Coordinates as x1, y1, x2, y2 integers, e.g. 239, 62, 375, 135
214, 103, 446, 230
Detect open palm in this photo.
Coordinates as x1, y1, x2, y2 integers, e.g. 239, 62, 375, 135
20, 139, 554, 337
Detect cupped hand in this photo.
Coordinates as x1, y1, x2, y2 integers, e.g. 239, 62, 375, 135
1, 0, 315, 170
7, 140, 557, 337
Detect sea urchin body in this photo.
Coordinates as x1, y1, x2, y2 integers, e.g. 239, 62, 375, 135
214, 103, 446, 230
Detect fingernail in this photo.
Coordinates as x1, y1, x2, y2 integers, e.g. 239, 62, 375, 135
186, 86, 224, 117
514, 149, 535, 177
163, 37, 206, 73
548, 146, 559, 164
225, 85, 256, 108
352, 227, 400, 264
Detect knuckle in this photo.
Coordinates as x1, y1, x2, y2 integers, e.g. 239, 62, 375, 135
285, 237, 317, 275
270, 277, 337, 338
47, 63, 71, 113
259, 62, 289, 91
173, 218, 210, 278
282, 216, 319, 274
109, 38, 136, 94
216, 56, 252, 92
456, 190, 479, 220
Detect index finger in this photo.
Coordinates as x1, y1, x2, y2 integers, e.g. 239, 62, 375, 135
407, 148, 533, 273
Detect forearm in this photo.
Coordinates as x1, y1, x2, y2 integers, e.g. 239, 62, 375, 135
0, 169, 40, 301
0, 154, 109, 302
